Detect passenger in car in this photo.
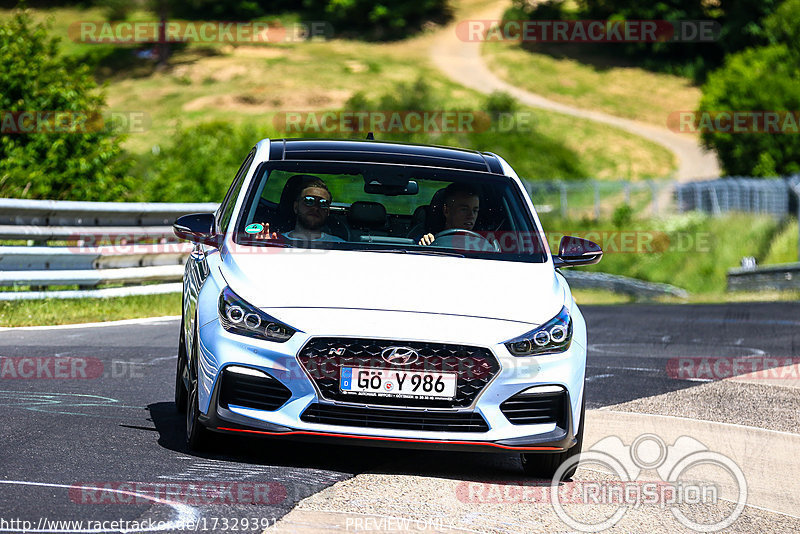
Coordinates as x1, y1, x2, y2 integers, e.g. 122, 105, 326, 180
418, 183, 481, 246
254, 177, 344, 243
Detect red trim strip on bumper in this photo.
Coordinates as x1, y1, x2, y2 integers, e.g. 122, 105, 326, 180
217, 427, 563, 451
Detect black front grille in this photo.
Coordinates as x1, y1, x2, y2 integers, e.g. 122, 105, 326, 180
301, 403, 489, 432
297, 337, 500, 409
500, 389, 567, 426
219, 368, 292, 411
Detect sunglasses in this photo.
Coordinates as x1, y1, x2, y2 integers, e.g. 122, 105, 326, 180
300, 195, 330, 209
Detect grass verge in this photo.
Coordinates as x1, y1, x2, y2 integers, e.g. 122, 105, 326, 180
1, 4, 675, 182
482, 39, 701, 128
541, 213, 786, 295
0, 293, 180, 327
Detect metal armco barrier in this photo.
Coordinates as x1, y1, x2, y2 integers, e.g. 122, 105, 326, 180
727, 263, 800, 292
561, 270, 689, 300
0, 198, 218, 300
675, 176, 800, 218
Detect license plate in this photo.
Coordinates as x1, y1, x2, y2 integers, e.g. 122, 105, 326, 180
339, 367, 457, 400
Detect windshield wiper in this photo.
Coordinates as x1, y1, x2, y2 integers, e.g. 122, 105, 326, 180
359, 248, 465, 258
240, 239, 291, 248
406, 249, 465, 258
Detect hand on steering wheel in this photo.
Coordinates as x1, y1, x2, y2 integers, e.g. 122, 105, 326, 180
433, 228, 486, 240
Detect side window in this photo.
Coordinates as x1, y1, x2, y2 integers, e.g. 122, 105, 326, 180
217, 150, 255, 233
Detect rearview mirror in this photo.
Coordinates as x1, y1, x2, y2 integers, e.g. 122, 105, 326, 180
173, 213, 218, 246
364, 179, 419, 196
553, 236, 602, 268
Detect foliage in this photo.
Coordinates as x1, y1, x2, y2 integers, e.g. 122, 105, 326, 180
516, 0, 786, 80
698, 44, 800, 176
135, 121, 265, 202
161, 0, 451, 40
540, 213, 782, 293
611, 203, 633, 228
345, 78, 587, 179
301, 0, 452, 40
0, 10, 133, 201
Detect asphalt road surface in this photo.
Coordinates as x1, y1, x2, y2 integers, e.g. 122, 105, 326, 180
0, 302, 797, 533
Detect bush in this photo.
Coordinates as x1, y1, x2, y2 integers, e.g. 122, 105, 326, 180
698, 44, 800, 176
509, 0, 786, 80
0, 11, 133, 201
301, 0, 451, 40
135, 121, 265, 202
163, 0, 451, 40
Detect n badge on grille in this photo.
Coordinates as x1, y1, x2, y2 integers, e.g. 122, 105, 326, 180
328, 347, 346, 355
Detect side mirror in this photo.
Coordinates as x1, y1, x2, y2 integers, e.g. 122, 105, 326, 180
173, 213, 218, 246
553, 236, 603, 268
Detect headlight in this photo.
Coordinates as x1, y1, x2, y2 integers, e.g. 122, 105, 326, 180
504, 306, 572, 356
218, 286, 296, 343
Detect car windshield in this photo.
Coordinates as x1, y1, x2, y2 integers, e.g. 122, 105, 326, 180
233, 160, 547, 263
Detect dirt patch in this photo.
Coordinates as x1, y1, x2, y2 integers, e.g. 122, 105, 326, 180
182, 89, 351, 113
230, 45, 288, 58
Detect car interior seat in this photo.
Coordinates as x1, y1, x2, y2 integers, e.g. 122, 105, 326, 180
347, 201, 389, 240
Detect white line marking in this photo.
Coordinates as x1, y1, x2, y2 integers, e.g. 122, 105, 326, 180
0, 316, 180, 332
0, 480, 197, 533
588, 366, 662, 373
586, 373, 614, 383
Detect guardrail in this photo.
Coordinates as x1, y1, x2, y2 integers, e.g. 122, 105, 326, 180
562, 270, 688, 300
727, 262, 800, 292
0, 198, 218, 301
1, 197, 692, 301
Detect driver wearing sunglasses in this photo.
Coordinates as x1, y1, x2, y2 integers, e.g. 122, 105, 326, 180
255, 178, 344, 243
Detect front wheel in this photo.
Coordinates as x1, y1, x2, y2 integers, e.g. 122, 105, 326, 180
184, 326, 213, 451
186, 378, 213, 451
174, 318, 188, 413
521, 396, 585, 480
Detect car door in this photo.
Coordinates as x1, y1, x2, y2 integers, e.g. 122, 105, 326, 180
184, 148, 255, 351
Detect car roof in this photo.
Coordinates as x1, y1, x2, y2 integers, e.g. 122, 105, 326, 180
266, 138, 505, 174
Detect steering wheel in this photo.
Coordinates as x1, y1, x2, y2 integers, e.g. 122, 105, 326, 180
432, 228, 499, 251
434, 228, 486, 241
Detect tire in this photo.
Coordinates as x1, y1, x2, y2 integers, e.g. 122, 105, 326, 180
521, 395, 585, 481
174, 317, 188, 414
185, 327, 213, 451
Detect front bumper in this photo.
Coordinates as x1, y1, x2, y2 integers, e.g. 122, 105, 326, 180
195, 310, 586, 454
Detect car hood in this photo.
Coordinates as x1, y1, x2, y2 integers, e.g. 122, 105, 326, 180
222, 248, 564, 325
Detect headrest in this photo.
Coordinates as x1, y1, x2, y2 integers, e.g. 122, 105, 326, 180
348, 201, 387, 228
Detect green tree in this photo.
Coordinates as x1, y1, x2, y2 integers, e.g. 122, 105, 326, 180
138, 121, 263, 202
698, 44, 800, 176
0, 10, 132, 200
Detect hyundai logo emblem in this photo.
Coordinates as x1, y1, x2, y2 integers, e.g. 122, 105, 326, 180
380, 346, 419, 366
